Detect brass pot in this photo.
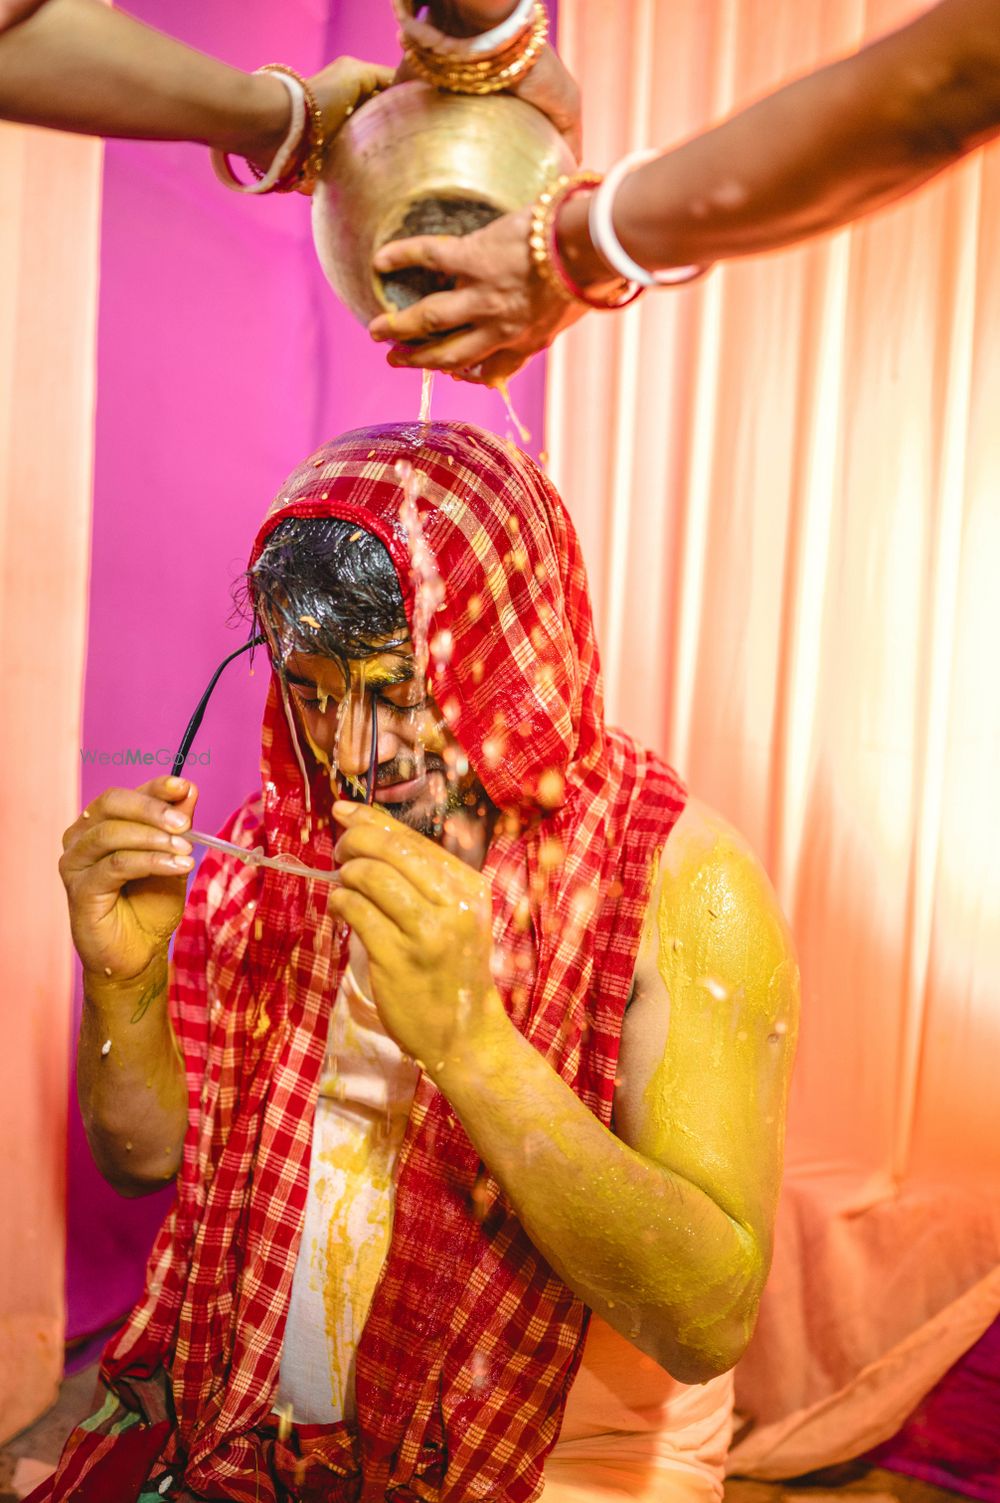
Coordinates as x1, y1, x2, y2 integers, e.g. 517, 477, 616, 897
312, 80, 575, 326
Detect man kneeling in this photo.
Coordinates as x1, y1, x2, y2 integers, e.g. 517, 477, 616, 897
55, 421, 798, 1503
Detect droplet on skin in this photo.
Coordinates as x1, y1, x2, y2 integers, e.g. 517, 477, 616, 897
698, 975, 729, 1002
711, 179, 748, 209
101, 1039, 112, 1057
104, 966, 112, 977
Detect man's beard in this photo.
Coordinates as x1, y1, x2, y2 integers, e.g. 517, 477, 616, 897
370, 753, 486, 841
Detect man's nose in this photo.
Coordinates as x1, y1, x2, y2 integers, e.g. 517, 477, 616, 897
334, 693, 398, 777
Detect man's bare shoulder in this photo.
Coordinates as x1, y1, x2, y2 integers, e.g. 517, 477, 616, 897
632, 794, 795, 1002
615, 795, 799, 1249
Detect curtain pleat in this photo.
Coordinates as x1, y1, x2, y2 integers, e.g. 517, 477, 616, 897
552, 0, 1000, 1474
0, 121, 102, 1442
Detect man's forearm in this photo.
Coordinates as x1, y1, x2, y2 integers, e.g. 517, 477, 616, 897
433, 1019, 764, 1383
559, 0, 1000, 284
77, 952, 187, 1195
0, 0, 287, 156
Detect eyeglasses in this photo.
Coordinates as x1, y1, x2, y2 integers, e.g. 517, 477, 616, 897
172, 636, 381, 883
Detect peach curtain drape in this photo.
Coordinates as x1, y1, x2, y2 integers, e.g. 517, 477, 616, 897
0, 121, 102, 1440
551, 0, 1000, 1478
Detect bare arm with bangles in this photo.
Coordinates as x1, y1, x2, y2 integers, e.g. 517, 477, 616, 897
370, 0, 1000, 384
0, 0, 391, 189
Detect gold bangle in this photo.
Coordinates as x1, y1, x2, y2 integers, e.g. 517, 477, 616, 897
529, 174, 593, 303
529, 172, 642, 311
404, 1, 549, 96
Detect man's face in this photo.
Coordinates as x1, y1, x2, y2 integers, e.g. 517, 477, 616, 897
279, 642, 489, 844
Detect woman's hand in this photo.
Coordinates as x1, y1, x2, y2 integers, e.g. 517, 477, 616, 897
399, 23, 581, 158
394, 2, 582, 159
369, 205, 586, 383
330, 801, 512, 1072
59, 775, 197, 983
308, 55, 395, 150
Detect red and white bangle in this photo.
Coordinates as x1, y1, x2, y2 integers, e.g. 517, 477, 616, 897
588, 148, 712, 289
530, 173, 643, 310
210, 70, 306, 195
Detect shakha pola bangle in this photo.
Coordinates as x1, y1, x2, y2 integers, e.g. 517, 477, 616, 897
588, 148, 712, 289
211, 70, 306, 195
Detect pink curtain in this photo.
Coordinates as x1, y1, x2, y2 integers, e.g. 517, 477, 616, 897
551, 0, 1000, 1477
67, 0, 550, 1354
0, 121, 103, 1441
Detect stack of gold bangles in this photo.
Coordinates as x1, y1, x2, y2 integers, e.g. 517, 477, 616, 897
403, 0, 549, 95
211, 64, 324, 196
529, 171, 643, 310
254, 64, 325, 193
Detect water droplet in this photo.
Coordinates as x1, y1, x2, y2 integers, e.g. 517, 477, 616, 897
538, 837, 564, 872
537, 768, 565, 808
277, 1402, 294, 1443
495, 378, 531, 443
430, 628, 453, 664
101, 1039, 112, 1057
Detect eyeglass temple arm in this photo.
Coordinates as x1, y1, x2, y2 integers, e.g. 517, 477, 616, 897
172, 635, 267, 780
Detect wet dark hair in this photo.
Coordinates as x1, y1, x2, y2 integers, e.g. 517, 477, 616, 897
239, 516, 409, 671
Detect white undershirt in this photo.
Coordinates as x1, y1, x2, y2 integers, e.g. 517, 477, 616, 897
275, 966, 420, 1424
275, 970, 733, 1499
